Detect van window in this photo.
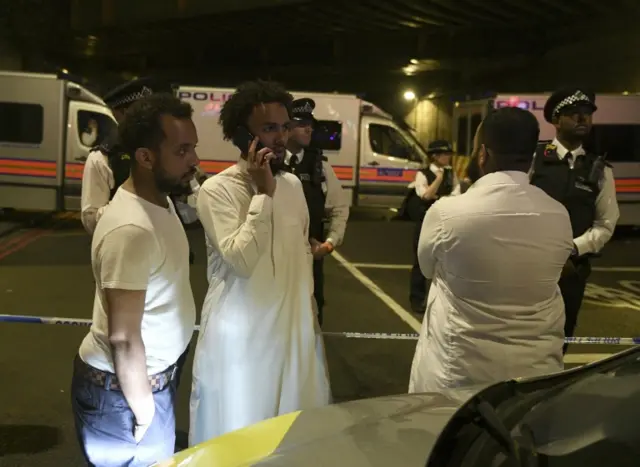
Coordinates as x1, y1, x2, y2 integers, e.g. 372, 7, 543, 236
77, 110, 117, 148
585, 125, 640, 162
311, 120, 342, 151
457, 116, 468, 156
0, 102, 44, 145
369, 123, 421, 162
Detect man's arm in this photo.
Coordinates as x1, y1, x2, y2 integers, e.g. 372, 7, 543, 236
196, 178, 273, 278
99, 225, 157, 427
417, 203, 444, 279
573, 167, 620, 256
322, 162, 350, 248
81, 152, 113, 234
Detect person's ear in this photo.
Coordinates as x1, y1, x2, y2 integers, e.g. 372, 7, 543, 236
478, 144, 488, 169
134, 148, 154, 170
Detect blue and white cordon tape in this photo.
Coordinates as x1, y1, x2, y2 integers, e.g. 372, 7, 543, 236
0, 314, 638, 346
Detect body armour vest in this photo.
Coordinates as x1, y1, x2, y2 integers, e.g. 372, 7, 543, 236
422, 167, 454, 211
92, 136, 131, 200
289, 148, 327, 241
530, 142, 602, 238
399, 167, 454, 222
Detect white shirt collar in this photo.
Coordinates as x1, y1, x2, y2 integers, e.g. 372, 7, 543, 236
552, 138, 585, 160
285, 148, 304, 165
429, 163, 453, 174
472, 170, 531, 189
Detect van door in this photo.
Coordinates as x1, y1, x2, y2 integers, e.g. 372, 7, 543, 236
64, 101, 117, 211
358, 117, 426, 207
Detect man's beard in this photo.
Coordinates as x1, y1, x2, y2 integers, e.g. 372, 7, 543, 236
466, 154, 481, 184
269, 148, 287, 174
153, 165, 194, 195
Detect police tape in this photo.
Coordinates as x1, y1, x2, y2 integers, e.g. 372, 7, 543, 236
1, 314, 639, 346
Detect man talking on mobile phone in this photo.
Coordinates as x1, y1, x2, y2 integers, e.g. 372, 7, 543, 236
190, 80, 331, 445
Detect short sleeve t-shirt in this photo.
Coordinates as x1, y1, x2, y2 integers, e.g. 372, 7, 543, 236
78, 187, 196, 375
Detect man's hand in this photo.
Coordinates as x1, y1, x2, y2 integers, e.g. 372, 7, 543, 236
310, 238, 334, 259
247, 137, 276, 197
133, 404, 155, 443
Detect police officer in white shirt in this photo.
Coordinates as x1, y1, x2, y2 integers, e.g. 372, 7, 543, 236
406, 140, 460, 313
71, 94, 199, 466
284, 98, 349, 326
530, 87, 620, 353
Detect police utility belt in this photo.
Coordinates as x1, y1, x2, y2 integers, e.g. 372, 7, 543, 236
74, 356, 177, 392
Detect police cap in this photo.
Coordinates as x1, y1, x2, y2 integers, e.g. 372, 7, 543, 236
103, 77, 174, 110
543, 87, 597, 123
291, 97, 317, 123
426, 140, 454, 155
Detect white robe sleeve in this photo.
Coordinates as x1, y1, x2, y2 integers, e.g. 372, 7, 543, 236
196, 178, 273, 278
417, 202, 444, 279
81, 151, 114, 235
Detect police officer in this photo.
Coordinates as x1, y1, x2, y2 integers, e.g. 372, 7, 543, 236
530, 87, 620, 353
285, 98, 349, 327
405, 140, 460, 313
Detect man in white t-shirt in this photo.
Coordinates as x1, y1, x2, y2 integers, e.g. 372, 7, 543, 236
70, 93, 199, 467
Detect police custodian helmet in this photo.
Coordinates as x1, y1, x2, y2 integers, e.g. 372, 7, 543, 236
103, 77, 175, 110
291, 98, 317, 123
426, 140, 454, 155
543, 87, 598, 123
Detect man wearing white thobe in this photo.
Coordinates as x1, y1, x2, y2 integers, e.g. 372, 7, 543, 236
189, 80, 331, 445
409, 107, 574, 394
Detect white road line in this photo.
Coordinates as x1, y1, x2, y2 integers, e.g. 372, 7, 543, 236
563, 353, 611, 364
331, 251, 422, 333
348, 263, 640, 273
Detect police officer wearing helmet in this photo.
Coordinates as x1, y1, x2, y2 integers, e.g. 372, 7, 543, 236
285, 97, 350, 327
405, 140, 460, 313
530, 87, 619, 353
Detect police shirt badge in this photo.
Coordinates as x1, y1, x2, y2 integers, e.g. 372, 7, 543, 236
543, 143, 557, 158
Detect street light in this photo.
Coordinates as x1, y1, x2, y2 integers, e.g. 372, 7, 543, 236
403, 90, 416, 101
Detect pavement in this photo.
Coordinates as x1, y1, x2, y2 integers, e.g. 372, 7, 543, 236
1, 211, 640, 465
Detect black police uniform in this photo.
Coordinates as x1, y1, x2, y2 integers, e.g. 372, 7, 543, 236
286, 98, 329, 325
99, 78, 192, 398
406, 140, 455, 312
530, 88, 605, 353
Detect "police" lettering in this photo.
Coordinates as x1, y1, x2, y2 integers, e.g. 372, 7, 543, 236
178, 91, 233, 102
495, 100, 544, 111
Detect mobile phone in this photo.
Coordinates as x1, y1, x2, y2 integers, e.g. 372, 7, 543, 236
232, 126, 265, 154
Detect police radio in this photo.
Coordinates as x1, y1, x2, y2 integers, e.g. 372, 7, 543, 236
588, 152, 608, 186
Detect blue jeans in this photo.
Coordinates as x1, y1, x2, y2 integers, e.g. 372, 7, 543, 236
70, 356, 176, 467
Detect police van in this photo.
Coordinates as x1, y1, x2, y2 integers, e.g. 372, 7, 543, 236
179, 86, 430, 208
453, 93, 640, 226
0, 71, 117, 213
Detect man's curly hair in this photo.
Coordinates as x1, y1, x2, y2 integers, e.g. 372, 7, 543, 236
119, 93, 193, 163
219, 80, 293, 141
